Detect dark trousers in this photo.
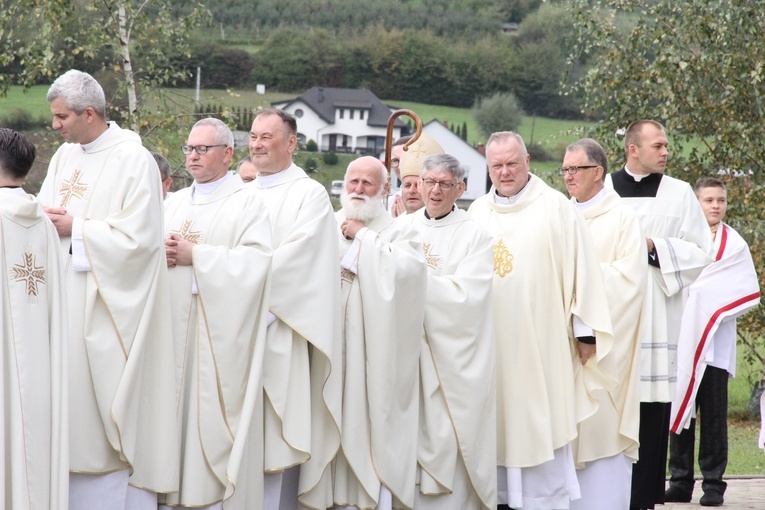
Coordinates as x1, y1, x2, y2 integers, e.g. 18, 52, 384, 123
630, 402, 670, 509
668, 366, 729, 495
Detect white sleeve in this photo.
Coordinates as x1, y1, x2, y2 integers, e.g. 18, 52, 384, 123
340, 227, 368, 274
70, 217, 91, 272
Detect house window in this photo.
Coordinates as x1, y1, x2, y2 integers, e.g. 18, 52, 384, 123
295, 109, 304, 118
360, 110, 365, 120
339, 109, 344, 119
350, 109, 354, 120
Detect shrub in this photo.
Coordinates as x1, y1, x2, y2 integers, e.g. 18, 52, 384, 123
322, 152, 339, 165
305, 139, 318, 152
304, 157, 318, 172
0, 108, 47, 131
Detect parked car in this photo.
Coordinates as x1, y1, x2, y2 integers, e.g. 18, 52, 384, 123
331, 180, 344, 196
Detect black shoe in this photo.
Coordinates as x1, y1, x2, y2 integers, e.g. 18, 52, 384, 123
664, 486, 693, 502
700, 490, 724, 507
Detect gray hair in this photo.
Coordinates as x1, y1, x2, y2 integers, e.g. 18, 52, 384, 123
151, 152, 172, 180
192, 117, 234, 147
486, 131, 528, 157
566, 138, 608, 181
421, 153, 465, 182
47, 70, 107, 118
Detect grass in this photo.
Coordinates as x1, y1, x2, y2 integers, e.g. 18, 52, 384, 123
0, 85, 51, 118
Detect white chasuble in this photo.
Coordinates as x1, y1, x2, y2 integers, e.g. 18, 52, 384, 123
332, 209, 426, 510
248, 164, 342, 509
572, 190, 647, 465
401, 208, 496, 509
1, 189, 68, 510
671, 223, 759, 433
162, 175, 272, 508
37, 123, 179, 492
605, 173, 712, 402
468, 174, 616, 469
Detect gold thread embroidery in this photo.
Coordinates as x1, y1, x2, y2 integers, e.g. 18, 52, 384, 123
494, 239, 513, 277
423, 242, 442, 270
341, 269, 355, 285
10, 252, 46, 298
58, 168, 88, 207
171, 219, 204, 244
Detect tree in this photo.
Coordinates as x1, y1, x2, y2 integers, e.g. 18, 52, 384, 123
0, 1, 209, 135
472, 92, 525, 139
568, 0, 765, 396
461, 122, 468, 142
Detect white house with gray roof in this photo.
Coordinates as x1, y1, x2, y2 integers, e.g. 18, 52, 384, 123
272, 87, 405, 154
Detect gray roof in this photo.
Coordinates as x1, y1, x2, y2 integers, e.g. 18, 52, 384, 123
276, 87, 405, 128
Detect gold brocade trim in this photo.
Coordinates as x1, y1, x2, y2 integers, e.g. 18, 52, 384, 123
341, 268, 356, 285
493, 239, 513, 277
58, 168, 88, 207
10, 250, 46, 298
423, 242, 442, 270
170, 219, 204, 244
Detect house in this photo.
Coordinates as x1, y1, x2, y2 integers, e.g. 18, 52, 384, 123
422, 120, 488, 201
272, 87, 406, 154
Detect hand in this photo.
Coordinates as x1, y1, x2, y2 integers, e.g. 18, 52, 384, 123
576, 341, 596, 365
44, 207, 74, 237
391, 195, 405, 218
341, 219, 365, 240
646, 237, 655, 253
165, 234, 194, 267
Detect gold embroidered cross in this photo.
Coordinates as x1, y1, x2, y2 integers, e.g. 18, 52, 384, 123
59, 169, 88, 207
423, 242, 442, 270
10, 252, 46, 297
494, 239, 514, 277
171, 219, 204, 244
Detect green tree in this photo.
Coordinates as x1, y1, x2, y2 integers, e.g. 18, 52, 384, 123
0, 0, 209, 137
461, 122, 468, 142
472, 92, 525, 138
568, 0, 765, 391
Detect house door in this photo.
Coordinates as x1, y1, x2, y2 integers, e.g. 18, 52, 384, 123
329, 134, 337, 152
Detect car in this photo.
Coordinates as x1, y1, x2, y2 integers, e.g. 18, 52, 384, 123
330, 180, 344, 196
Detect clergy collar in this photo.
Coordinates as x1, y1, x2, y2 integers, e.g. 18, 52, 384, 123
255, 167, 290, 188
493, 179, 529, 205
191, 171, 230, 202
424, 205, 455, 221
573, 186, 607, 211
624, 164, 655, 182
81, 122, 116, 152
0, 187, 27, 197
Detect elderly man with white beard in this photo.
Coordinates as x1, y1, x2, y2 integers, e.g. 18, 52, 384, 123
329, 156, 427, 510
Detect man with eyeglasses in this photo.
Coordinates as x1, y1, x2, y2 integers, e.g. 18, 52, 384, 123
246, 108, 341, 510
399, 153, 496, 509
386, 135, 413, 214
38, 69, 179, 510
328, 155, 426, 510
561, 138, 647, 510
161, 117, 273, 509
390, 134, 440, 217
605, 120, 712, 510
468, 131, 617, 510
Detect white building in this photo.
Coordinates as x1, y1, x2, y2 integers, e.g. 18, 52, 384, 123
422, 120, 488, 201
273, 87, 405, 154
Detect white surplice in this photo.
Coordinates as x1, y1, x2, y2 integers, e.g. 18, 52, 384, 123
0, 188, 68, 510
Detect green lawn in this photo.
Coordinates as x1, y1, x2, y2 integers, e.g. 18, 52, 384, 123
0, 85, 50, 118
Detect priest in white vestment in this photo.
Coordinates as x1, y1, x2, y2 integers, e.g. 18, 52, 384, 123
1, 128, 68, 510
37, 70, 179, 510
561, 139, 647, 510
668, 178, 760, 507
399, 154, 496, 509
468, 132, 617, 510
246, 109, 342, 510
160, 118, 272, 509
330, 156, 427, 510
605, 120, 712, 510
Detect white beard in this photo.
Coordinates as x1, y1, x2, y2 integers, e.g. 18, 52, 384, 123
341, 191, 386, 223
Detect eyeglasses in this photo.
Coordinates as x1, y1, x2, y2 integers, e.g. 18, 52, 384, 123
558, 165, 598, 176
181, 144, 226, 155
421, 178, 459, 191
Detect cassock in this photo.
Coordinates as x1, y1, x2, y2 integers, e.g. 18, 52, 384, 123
568, 188, 647, 510
671, 223, 760, 433
1, 188, 68, 510
161, 173, 272, 508
247, 164, 342, 509
400, 207, 496, 510
331, 208, 426, 510
37, 123, 179, 495
468, 175, 616, 510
